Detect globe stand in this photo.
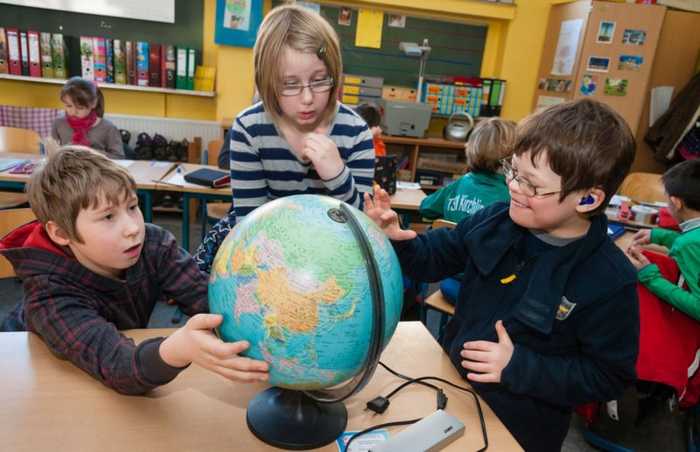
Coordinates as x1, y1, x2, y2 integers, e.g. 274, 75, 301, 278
247, 387, 347, 450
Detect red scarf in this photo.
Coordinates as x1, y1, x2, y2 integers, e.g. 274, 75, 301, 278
66, 111, 97, 146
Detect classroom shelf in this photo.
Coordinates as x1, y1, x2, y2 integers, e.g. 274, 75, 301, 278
383, 134, 466, 183
0, 73, 216, 98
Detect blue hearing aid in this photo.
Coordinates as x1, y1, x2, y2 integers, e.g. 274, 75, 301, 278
579, 194, 595, 206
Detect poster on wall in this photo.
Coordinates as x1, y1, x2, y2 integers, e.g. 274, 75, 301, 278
536, 95, 566, 112
551, 18, 584, 76
596, 21, 616, 43
580, 74, 598, 96
586, 56, 610, 72
604, 78, 629, 96
618, 55, 643, 70
215, 0, 263, 48
338, 7, 352, 26
622, 29, 647, 45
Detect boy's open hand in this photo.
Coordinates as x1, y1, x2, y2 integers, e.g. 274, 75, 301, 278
461, 320, 514, 383
301, 132, 344, 181
631, 229, 652, 247
160, 313, 269, 383
625, 245, 651, 271
363, 186, 417, 241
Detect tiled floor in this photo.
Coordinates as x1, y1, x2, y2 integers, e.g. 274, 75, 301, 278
0, 211, 689, 451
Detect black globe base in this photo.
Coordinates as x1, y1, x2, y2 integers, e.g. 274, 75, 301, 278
246, 387, 348, 450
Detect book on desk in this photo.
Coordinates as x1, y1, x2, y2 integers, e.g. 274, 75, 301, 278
184, 168, 230, 188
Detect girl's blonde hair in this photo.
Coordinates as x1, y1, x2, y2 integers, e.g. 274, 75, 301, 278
254, 4, 342, 124
465, 117, 517, 173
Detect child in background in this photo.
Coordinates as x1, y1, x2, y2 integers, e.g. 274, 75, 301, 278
364, 99, 639, 451
355, 102, 386, 156
194, 4, 375, 273
51, 77, 124, 159
419, 117, 516, 223
0, 147, 268, 394
627, 159, 700, 318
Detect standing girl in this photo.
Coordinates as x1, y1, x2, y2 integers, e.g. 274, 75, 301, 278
194, 4, 375, 272
51, 77, 124, 158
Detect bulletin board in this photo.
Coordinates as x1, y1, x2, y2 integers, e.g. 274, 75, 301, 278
531, 0, 590, 112
0, 0, 203, 51
572, 1, 665, 133
272, 1, 488, 88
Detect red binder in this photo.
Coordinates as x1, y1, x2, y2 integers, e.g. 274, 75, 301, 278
0, 28, 8, 74
148, 43, 161, 87
6, 28, 20, 75
27, 30, 41, 77
19, 31, 29, 76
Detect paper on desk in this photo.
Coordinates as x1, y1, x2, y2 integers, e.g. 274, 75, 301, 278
150, 161, 172, 168
649, 86, 674, 126
396, 181, 422, 190
336, 429, 389, 452
165, 172, 187, 186
115, 159, 135, 168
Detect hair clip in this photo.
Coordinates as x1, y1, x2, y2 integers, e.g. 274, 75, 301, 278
317, 46, 326, 58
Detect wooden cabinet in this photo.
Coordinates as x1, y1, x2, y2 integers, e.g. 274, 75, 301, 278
381, 135, 466, 189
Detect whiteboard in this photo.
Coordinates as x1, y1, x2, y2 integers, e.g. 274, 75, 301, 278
0, 0, 175, 23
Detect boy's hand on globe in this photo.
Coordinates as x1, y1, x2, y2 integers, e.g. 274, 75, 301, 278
160, 313, 269, 382
460, 320, 513, 383
364, 186, 416, 241
301, 132, 345, 181
631, 229, 651, 247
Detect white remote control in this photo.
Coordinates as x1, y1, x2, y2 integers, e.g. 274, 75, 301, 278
370, 410, 465, 452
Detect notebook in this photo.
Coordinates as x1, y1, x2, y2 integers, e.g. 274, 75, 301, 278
184, 168, 230, 188
0, 158, 27, 172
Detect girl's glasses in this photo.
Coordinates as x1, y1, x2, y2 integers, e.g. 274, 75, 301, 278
500, 158, 562, 198
280, 77, 334, 96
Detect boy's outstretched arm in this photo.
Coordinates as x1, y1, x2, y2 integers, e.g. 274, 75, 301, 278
363, 186, 416, 241
160, 314, 269, 382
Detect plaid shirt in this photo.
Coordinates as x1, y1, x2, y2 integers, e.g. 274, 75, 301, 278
0, 223, 209, 395
0, 105, 61, 138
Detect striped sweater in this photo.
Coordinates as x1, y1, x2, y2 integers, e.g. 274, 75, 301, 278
193, 101, 375, 273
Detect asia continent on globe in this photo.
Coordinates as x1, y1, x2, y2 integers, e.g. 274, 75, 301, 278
208, 195, 404, 390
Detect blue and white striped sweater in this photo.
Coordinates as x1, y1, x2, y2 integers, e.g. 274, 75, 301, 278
193, 102, 375, 273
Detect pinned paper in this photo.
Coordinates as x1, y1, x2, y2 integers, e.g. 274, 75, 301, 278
355, 9, 383, 49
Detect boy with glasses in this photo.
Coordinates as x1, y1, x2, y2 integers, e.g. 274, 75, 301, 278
365, 98, 639, 451
194, 5, 374, 273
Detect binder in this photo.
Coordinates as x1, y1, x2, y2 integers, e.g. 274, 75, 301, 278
113, 39, 126, 84
19, 31, 29, 76
27, 30, 41, 77
105, 38, 114, 83
6, 28, 21, 75
0, 28, 8, 74
148, 43, 161, 87
39, 32, 53, 78
161, 44, 176, 89
136, 41, 149, 86
175, 47, 187, 89
125, 41, 136, 85
184, 168, 230, 188
93, 36, 106, 82
186, 48, 195, 90
80, 36, 94, 80
51, 34, 67, 79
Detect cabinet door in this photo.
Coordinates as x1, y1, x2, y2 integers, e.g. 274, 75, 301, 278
573, 1, 665, 134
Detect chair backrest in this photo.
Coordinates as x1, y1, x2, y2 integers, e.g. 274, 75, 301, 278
206, 139, 224, 166
0, 208, 36, 278
619, 172, 666, 204
431, 218, 457, 230
0, 127, 41, 154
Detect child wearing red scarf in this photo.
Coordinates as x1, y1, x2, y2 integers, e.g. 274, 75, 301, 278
51, 77, 124, 159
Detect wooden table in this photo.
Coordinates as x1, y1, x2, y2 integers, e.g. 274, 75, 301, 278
0, 321, 521, 452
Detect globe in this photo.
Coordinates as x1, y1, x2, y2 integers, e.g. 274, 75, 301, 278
208, 194, 404, 391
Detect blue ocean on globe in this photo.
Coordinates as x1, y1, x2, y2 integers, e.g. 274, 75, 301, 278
208, 195, 404, 390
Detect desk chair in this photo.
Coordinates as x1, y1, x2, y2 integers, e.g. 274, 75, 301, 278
200, 139, 231, 236
0, 127, 41, 209
0, 208, 35, 278
619, 172, 666, 204
420, 219, 457, 341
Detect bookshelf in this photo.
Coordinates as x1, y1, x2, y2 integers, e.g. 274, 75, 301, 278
382, 135, 466, 188
0, 73, 215, 98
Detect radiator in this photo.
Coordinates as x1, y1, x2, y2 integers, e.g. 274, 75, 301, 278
105, 113, 222, 148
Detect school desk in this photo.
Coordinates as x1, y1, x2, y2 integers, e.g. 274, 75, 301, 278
155, 162, 232, 251
0, 321, 521, 452
390, 187, 426, 211
0, 153, 176, 224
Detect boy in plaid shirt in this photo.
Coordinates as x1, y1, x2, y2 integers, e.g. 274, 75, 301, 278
0, 147, 268, 394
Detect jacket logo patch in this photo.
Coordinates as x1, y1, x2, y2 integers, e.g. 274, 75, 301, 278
556, 296, 576, 321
